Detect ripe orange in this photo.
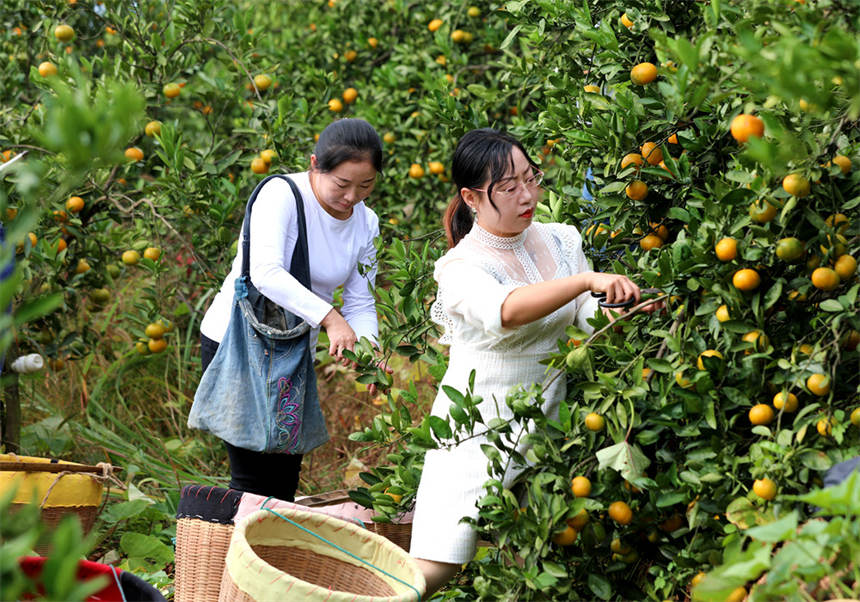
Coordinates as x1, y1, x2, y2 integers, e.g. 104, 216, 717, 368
584, 412, 605, 432
467, 6, 481, 17
583, 84, 601, 94
148, 337, 168, 353
726, 587, 747, 602
732, 268, 761, 291
567, 509, 589, 530
428, 18, 443, 32
715, 237, 737, 261
122, 250, 140, 265
668, 133, 679, 145
367, 37, 379, 48
144, 120, 162, 137
608, 501, 633, 525
328, 98, 344, 112
742, 330, 769, 353
260, 149, 278, 165
816, 417, 835, 436
344, 49, 357, 62
772, 391, 798, 412
125, 147, 144, 161
730, 114, 764, 143
697, 349, 723, 370
38, 61, 58, 77
775, 237, 804, 262
640, 234, 663, 251
552, 525, 578, 546
342, 87, 358, 104
250, 157, 268, 174
620, 13, 634, 28
806, 373, 830, 396
834, 255, 856, 281
54, 239, 67, 253
163, 83, 181, 98
650, 222, 669, 240
54, 24, 75, 42
748, 199, 777, 223
571, 476, 592, 497
625, 180, 648, 201
428, 161, 445, 175
782, 173, 810, 198
630, 62, 657, 85
716, 304, 730, 322
74, 259, 90, 274
143, 247, 161, 261
145, 322, 166, 339
749, 404, 774, 425
850, 407, 860, 427
753, 478, 776, 500
408, 163, 425, 179
830, 154, 851, 174
253, 74, 272, 91
640, 142, 663, 165
811, 267, 839, 291
620, 153, 644, 170
383, 132, 396, 144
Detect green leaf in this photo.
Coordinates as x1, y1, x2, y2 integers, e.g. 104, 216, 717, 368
428, 416, 452, 440
587, 573, 612, 600
819, 299, 843, 312
595, 441, 650, 480
745, 511, 798, 543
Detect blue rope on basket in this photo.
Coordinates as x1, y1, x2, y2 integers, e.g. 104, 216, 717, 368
110, 565, 128, 602
259, 497, 421, 601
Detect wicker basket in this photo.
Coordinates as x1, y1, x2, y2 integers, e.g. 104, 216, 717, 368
296, 489, 414, 552
0, 454, 107, 553
219, 507, 425, 601
174, 485, 242, 602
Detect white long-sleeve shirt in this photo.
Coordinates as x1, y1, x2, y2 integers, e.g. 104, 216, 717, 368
200, 171, 380, 348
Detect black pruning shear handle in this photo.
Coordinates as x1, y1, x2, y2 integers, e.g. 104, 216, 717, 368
591, 288, 662, 309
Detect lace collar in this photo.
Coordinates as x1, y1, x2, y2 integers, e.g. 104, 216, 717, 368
470, 223, 528, 249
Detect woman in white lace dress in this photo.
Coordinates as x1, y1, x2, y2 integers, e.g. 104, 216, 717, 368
410, 129, 651, 594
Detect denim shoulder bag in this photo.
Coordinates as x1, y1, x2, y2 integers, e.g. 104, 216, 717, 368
188, 175, 329, 454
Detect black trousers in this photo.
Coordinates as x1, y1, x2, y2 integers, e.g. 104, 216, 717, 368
200, 334, 303, 501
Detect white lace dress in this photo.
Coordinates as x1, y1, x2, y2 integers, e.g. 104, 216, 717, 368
409, 221, 601, 564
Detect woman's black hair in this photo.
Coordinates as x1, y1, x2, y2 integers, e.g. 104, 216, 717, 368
313, 118, 383, 173
444, 128, 540, 247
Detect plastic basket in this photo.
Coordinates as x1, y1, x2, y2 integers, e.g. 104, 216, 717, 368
219, 507, 425, 601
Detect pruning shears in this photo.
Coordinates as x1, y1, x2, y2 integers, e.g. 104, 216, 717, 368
591, 287, 662, 309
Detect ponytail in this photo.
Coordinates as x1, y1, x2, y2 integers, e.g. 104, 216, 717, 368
443, 193, 473, 247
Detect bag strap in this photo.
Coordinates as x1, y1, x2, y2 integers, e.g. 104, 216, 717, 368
240, 175, 311, 289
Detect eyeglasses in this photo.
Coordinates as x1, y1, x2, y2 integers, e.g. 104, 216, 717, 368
471, 169, 544, 201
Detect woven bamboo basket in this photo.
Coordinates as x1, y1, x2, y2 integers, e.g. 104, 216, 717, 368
219, 507, 425, 601
296, 489, 414, 552
0, 454, 107, 553
174, 485, 242, 602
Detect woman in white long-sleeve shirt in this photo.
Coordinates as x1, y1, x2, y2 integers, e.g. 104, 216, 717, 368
198, 119, 383, 501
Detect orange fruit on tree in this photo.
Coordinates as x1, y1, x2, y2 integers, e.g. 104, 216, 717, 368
148, 337, 168, 353
145, 322, 166, 339
328, 98, 344, 112
850, 407, 860, 427
428, 18, 443, 32
782, 173, 810, 198
608, 501, 633, 525
122, 250, 140, 265
367, 37, 379, 48
54, 24, 75, 42
640, 234, 663, 251
66, 196, 84, 213
260, 149, 278, 165
630, 62, 657, 85
715, 237, 737, 261
775, 237, 804, 262
344, 49, 357, 62
742, 330, 769, 353
730, 114, 764, 143
650, 222, 669, 240
834, 255, 856, 281
716, 304, 730, 322
583, 84, 601, 94
571, 476, 591, 497
253, 74, 272, 91
428, 161, 445, 175
749, 199, 777, 223
640, 142, 663, 165
811, 267, 839, 291
143, 247, 161, 261
806, 373, 830, 396
467, 6, 481, 17
584, 412, 605, 431
668, 133, 679, 144
824, 213, 849, 233
567, 509, 589, 530
675, 371, 693, 389
620, 13, 634, 28
697, 349, 723, 370
383, 132, 396, 144
726, 587, 747, 602
625, 180, 648, 201
749, 403, 774, 426
38, 61, 58, 77
163, 82, 181, 98
250, 157, 269, 174
144, 120, 162, 137
342, 87, 358, 104
54, 239, 67, 253
753, 478, 776, 500
552, 525, 578, 546
620, 153, 644, 170
125, 147, 144, 161
732, 268, 761, 291
830, 154, 851, 174
408, 163, 425, 179
772, 391, 798, 412
75, 258, 90, 274
816, 417, 835, 436
690, 572, 706, 588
